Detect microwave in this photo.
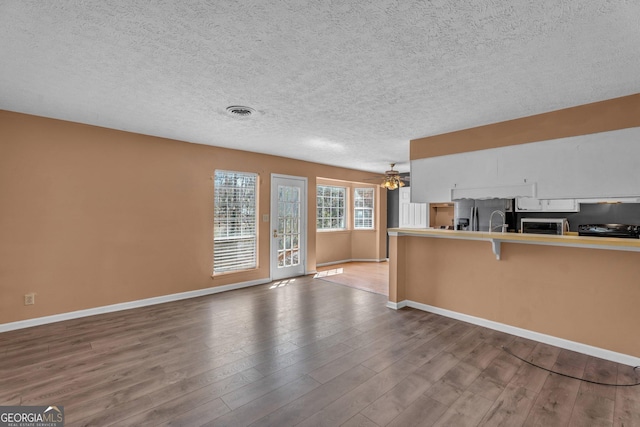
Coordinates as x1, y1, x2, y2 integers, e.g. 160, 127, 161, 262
521, 218, 569, 235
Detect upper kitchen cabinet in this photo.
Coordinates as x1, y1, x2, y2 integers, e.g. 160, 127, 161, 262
515, 197, 542, 211
515, 197, 579, 212
411, 127, 640, 205
545, 199, 579, 212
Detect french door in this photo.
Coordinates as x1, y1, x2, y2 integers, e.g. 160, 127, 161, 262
270, 174, 307, 280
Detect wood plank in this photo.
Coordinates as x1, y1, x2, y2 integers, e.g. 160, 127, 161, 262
201, 375, 320, 427
614, 365, 640, 401
523, 350, 588, 427
66, 368, 263, 425
432, 390, 494, 427
568, 391, 614, 427
423, 380, 465, 407
386, 394, 448, 427
508, 342, 561, 393
401, 322, 474, 368
614, 395, 640, 427
566, 356, 619, 426
341, 413, 381, 427
295, 359, 419, 427
464, 345, 511, 402
161, 398, 230, 427
249, 365, 376, 427
461, 341, 502, 371
614, 364, 640, 416
479, 382, 537, 426
252, 342, 354, 377
360, 357, 451, 426
307, 315, 432, 384
360, 318, 456, 373
441, 361, 482, 391
221, 370, 306, 410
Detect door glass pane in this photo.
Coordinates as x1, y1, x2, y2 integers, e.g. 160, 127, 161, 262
277, 185, 301, 269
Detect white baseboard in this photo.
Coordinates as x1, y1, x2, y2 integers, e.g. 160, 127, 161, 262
386, 300, 407, 310
316, 258, 387, 267
390, 299, 640, 367
0, 278, 271, 333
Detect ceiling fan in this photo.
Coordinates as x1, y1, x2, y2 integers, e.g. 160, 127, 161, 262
367, 163, 410, 190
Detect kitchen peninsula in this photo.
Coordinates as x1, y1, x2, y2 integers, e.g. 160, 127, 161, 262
398, 94, 640, 366
387, 228, 640, 365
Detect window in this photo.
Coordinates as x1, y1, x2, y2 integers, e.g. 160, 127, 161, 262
354, 188, 375, 229
213, 171, 258, 274
316, 185, 346, 230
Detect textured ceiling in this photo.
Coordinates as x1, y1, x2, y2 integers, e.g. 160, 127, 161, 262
1, 1, 639, 173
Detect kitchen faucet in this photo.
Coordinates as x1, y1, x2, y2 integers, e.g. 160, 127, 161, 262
489, 210, 507, 233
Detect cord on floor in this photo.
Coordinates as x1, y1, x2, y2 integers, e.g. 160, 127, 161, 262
502, 346, 640, 387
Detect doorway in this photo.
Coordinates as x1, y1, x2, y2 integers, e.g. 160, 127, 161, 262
270, 174, 307, 280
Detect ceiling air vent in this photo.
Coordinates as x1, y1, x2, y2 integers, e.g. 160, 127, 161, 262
226, 106, 256, 117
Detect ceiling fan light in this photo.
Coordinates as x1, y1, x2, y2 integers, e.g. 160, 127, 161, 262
381, 175, 401, 190
379, 163, 406, 190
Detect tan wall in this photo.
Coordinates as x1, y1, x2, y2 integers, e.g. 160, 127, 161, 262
315, 178, 387, 265
410, 93, 640, 160
392, 235, 640, 358
316, 231, 352, 265
0, 110, 385, 324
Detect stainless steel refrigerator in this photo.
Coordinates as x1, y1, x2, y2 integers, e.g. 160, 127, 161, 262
454, 199, 513, 231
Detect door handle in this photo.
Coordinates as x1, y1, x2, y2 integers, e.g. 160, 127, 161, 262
273, 229, 278, 238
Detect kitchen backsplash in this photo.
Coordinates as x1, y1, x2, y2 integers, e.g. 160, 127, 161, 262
515, 203, 640, 232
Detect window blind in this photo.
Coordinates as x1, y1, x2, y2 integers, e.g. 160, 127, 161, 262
213, 171, 258, 274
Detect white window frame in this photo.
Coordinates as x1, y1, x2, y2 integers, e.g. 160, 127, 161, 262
354, 187, 375, 230
316, 185, 347, 231
213, 170, 258, 274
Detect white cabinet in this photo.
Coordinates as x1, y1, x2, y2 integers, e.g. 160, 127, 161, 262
411, 127, 640, 205
515, 197, 543, 211
515, 197, 579, 212
398, 187, 428, 228
545, 199, 579, 212
577, 197, 640, 204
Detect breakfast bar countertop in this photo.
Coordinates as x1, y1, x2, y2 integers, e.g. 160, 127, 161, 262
387, 228, 640, 260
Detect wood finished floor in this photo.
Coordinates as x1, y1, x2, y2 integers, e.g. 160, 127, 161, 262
1, 274, 639, 426
315, 261, 389, 296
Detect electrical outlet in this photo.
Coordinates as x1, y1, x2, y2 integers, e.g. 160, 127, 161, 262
24, 293, 35, 305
